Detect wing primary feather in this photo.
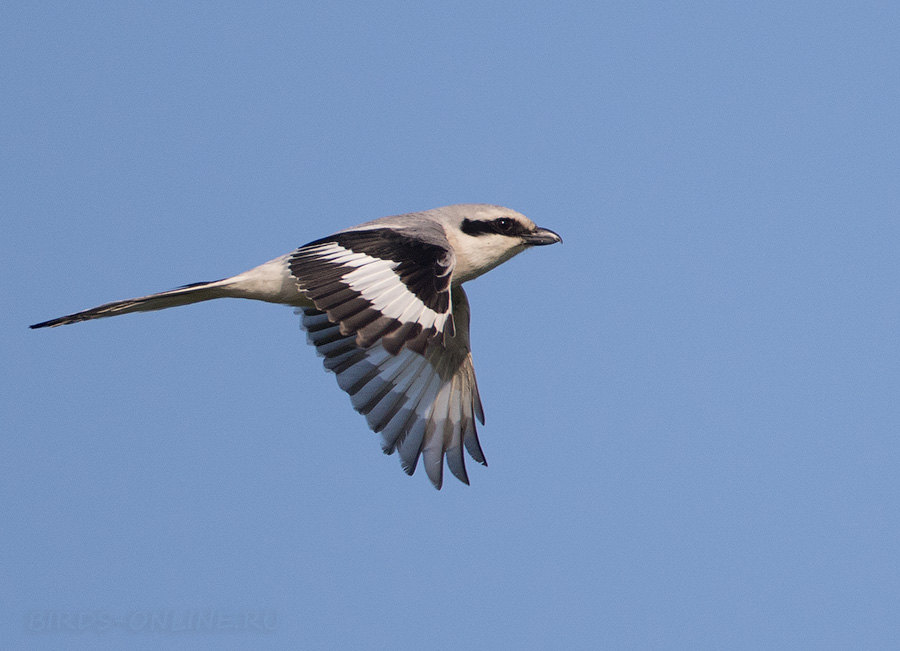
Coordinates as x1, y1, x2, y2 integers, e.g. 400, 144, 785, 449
397, 370, 444, 472
421, 419, 444, 489
463, 422, 487, 467
365, 353, 425, 432
398, 418, 427, 475
443, 376, 470, 484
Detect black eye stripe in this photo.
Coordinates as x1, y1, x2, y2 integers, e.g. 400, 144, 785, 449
461, 217, 529, 238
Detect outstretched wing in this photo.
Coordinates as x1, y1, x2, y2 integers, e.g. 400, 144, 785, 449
299, 287, 486, 489
289, 225, 486, 487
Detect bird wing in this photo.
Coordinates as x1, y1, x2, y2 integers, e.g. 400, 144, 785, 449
289, 226, 455, 355
291, 226, 486, 488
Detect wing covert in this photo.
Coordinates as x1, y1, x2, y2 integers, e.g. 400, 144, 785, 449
289, 228, 455, 355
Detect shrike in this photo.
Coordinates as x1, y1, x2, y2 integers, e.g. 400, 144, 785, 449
31, 204, 561, 488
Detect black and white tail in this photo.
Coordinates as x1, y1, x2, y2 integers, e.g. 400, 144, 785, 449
29, 255, 304, 329
29, 279, 234, 329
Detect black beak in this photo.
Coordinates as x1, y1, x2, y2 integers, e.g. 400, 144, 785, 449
523, 227, 562, 246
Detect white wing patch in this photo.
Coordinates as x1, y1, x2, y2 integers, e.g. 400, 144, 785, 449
289, 235, 455, 356
338, 252, 447, 333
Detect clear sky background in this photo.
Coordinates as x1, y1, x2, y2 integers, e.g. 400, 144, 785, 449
3, 2, 899, 650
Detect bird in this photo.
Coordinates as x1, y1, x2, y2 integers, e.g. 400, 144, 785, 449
30, 204, 561, 488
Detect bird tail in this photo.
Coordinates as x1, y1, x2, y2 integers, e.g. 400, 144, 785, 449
29, 279, 233, 329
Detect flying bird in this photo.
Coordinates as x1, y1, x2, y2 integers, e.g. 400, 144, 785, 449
31, 204, 561, 488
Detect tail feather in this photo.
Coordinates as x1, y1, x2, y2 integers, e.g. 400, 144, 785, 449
29, 279, 230, 329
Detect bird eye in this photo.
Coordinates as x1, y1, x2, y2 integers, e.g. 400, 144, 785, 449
494, 218, 514, 233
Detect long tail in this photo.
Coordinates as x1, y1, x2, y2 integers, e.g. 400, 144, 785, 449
29, 279, 233, 329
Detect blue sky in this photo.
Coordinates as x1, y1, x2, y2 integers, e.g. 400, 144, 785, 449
3, 2, 899, 649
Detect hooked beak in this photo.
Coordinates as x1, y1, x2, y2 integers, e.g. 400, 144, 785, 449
523, 226, 562, 246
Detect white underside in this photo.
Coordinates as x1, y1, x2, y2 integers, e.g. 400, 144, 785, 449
219, 255, 313, 307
